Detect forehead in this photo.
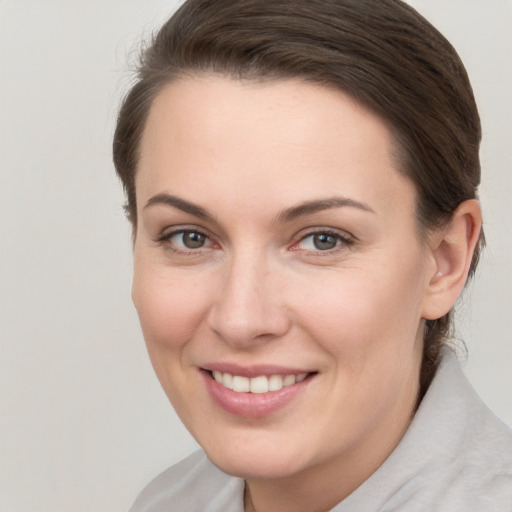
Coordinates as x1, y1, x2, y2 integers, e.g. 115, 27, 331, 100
137, 75, 416, 219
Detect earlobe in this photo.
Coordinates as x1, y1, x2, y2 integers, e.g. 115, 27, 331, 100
422, 199, 482, 320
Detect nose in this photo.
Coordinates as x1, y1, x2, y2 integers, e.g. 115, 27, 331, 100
206, 252, 291, 347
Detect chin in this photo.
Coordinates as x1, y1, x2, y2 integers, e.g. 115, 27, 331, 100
203, 439, 310, 480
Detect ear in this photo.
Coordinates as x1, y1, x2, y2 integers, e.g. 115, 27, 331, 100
422, 199, 482, 320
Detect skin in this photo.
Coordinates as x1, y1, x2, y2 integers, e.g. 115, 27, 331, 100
132, 75, 481, 512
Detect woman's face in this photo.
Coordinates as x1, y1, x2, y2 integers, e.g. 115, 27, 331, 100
133, 76, 437, 482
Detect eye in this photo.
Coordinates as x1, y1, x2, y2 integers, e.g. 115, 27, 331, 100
301, 232, 339, 250
172, 230, 209, 249
291, 229, 354, 253
157, 228, 215, 252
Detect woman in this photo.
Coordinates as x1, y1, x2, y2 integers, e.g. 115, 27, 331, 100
113, 0, 512, 510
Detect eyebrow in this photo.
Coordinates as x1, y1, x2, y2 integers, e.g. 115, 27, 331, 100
276, 196, 375, 224
144, 193, 374, 223
144, 193, 214, 220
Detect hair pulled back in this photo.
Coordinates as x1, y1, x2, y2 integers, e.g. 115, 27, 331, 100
113, 0, 484, 393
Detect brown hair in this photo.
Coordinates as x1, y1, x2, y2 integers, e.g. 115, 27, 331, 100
113, 0, 484, 393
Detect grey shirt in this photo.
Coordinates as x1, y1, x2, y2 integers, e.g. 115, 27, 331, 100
130, 349, 512, 511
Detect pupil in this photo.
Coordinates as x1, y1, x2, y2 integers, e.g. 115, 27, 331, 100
313, 233, 337, 250
183, 231, 205, 249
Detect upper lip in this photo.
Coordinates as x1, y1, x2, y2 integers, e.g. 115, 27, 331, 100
201, 363, 314, 378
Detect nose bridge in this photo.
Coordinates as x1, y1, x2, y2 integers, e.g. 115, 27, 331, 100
207, 247, 289, 345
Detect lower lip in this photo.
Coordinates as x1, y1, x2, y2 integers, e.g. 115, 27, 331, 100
201, 371, 313, 419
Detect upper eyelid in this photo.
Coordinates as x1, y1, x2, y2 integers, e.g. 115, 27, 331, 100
289, 228, 356, 254
156, 225, 212, 242
295, 226, 355, 242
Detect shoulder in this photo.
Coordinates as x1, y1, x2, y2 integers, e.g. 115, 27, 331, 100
435, 358, 512, 511
129, 450, 245, 512
404, 348, 512, 511
394, 348, 512, 511
334, 348, 512, 512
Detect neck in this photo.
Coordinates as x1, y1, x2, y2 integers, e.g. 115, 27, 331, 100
244, 483, 256, 512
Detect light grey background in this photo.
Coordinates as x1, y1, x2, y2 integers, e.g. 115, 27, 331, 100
1, 1, 510, 511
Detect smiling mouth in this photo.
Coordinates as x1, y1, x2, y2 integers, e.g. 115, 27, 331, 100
208, 370, 312, 393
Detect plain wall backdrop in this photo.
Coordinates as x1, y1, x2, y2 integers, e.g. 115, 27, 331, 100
1, 1, 510, 510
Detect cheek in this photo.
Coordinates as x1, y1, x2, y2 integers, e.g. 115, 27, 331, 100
293, 258, 427, 358
131, 265, 215, 417
132, 265, 210, 351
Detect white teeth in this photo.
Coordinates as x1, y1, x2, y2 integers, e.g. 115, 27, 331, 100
222, 373, 233, 390
212, 371, 309, 393
232, 376, 250, 392
283, 374, 296, 386
250, 376, 269, 394
268, 375, 284, 391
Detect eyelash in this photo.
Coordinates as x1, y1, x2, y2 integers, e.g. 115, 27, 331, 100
291, 229, 355, 255
155, 227, 355, 256
155, 227, 217, 255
